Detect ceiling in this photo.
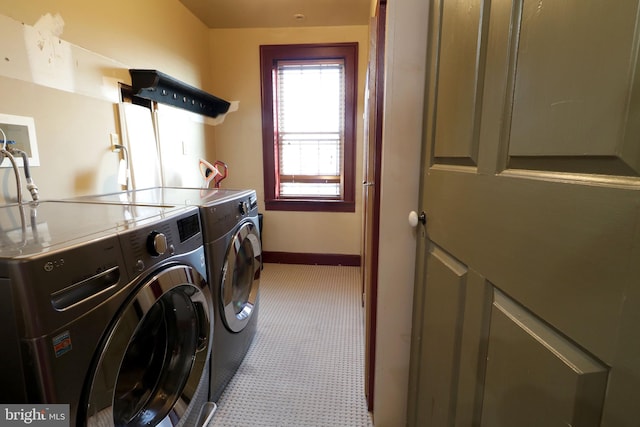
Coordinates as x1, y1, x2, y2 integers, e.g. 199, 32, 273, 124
179, 0, 371, 29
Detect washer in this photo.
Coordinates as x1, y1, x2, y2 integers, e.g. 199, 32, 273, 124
66, 187, 262, 402
0, 201, 216, 426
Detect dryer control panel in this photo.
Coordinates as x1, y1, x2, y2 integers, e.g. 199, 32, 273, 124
202, 192, 259, 241
120, 208, 203, 276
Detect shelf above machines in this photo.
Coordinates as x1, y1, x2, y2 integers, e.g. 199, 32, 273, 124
129, 69, 231, 118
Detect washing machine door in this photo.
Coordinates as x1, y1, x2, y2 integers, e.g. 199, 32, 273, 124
84, 264, 211, 427
221, 220, 262, 333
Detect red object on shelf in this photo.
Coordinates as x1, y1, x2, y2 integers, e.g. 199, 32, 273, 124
199, 159, 228, 188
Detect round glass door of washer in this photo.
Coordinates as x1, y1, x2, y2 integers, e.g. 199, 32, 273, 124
221, 220, 262, 333
85, 264, 211, 427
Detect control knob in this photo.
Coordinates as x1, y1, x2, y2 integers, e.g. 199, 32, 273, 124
147, 231, 168, 256
239, 200, 250, 216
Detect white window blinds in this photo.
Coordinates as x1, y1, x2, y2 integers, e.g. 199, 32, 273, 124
275, 60, 346, 198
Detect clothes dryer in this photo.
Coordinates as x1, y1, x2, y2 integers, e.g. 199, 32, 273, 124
66, 187, 262, 402
0, 201, 216, 426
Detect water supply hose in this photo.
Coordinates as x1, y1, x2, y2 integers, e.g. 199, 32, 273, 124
10, 147, 39, 201
0, 128, 24, 204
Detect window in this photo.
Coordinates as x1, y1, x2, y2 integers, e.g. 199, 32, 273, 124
260, 43, 358, 212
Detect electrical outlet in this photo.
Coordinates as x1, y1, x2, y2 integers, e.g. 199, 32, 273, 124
110, 133, 120, 151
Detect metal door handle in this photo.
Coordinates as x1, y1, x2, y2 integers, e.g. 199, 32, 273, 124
363, 181, 374, 187
408, 211, 426, 227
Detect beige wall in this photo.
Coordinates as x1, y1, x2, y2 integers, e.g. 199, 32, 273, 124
373, 0, 428, 425
209, 26, 368, 255
0, 0, 212, 88
0, 0, 212, 202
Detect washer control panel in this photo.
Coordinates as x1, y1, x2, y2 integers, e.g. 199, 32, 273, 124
120, 209, 203, 276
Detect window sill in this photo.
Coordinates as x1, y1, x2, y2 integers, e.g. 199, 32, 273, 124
265, 199, 355, 212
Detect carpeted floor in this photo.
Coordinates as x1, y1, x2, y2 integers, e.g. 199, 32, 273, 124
209, 263, 374, 427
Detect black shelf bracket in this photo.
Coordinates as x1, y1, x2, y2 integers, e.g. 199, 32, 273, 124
129, 69, 231, 118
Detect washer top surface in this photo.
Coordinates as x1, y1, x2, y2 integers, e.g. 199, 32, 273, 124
73, 186, 255, 208
0, 201, 193, 258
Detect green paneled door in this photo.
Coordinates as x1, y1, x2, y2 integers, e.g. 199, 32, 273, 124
408, 0, 640, 425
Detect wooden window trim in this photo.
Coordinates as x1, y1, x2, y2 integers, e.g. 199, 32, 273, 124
260, 43, 358, 213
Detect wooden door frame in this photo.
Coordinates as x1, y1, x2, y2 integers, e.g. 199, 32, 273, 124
365, 0, 387, 411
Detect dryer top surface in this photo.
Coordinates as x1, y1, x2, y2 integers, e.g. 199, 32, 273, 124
71, 186, 256, 208
0, 201, 195, 258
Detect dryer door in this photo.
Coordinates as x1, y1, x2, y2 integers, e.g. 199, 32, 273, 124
84, 264, 211, 427
221, 220, 262, 333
